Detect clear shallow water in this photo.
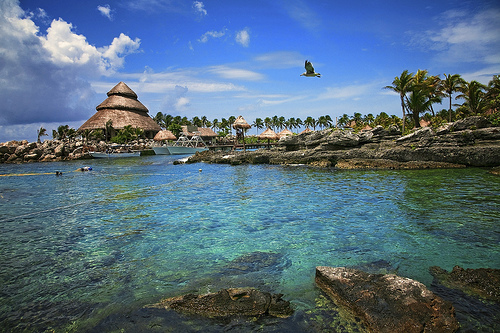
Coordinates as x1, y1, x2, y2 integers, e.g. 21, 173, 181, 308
0, 156, 499, 332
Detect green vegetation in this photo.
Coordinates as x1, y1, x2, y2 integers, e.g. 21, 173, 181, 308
49, 73, 498, 144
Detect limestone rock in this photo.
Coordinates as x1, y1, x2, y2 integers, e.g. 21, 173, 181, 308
315, 266, 459, 333
429, 266, 500, 302
149, 288, 293, 318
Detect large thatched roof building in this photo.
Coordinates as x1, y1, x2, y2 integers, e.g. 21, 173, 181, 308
78, 82, 161, 139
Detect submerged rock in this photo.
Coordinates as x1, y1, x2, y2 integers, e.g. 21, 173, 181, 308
315, 266, 459, 333
429, 266, 500, 302
149, 288, 293, 318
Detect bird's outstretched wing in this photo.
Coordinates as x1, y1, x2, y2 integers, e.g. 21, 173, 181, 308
305, 60, 315, 74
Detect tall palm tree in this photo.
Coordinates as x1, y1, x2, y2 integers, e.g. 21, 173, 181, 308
406, 70, 440, 128
252, 118, 264, 134
211, 118, 219, 132
295, 118, 303, 132
36, 127, 48, 143
456, 80, 488, 116
338, 114, 350, 128
264, 117, 272, 130
384, 70, 414, 133
485, 75, 500, 112
278, 116, 286, 131
442, 73, 464, 122
317, 116, 328, 130
228, 116, 236, 136
304, 116, 316, 130
201, 116, 209, 127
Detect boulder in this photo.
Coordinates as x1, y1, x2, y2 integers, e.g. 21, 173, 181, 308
429, 266, 500, 302
54, 144, 65, 157
315, 266, 459, 333
450, 116, 491, 131
149, 288, 293, 318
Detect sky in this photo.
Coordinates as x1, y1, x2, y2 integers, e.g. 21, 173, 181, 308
1, 0, 499, 142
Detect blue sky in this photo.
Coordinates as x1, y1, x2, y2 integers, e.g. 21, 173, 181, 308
1, 0, 499, 142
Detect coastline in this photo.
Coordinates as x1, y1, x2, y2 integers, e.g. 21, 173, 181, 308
185, 116, 500, 170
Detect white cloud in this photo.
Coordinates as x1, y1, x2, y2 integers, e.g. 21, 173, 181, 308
0, 0, 140, 127
198, 29, 226, 43
283, 0, 321, 32
208, 65, 264, 81
415, 8, 500, 66
235, 28, 250, 47
97, 4, 112, 20
316, 83, 377, 101
193, 1, 207, 16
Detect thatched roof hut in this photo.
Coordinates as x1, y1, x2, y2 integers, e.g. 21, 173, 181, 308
78, 82, 161, 139
278, 128, 293, 138
258, 128, 279, 149
300, 128, 312, 134
153, 130, 176, 141
232, 115, 251, 129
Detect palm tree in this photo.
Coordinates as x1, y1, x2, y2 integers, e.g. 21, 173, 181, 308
485, 75, 500, 112
406, 70, 440, 128
252, 118, 264, 134
271, 115, 279, 131
192, 116, 202, 127
338, 114, 350, 128
211, 118, 220, 132
36, 127, 48, 143
456, 80, 488, 116
278, 116, 286, 131
286, 117, 296, 132
264, 117, 272, 130
133, 127, 144, 140
105, 120, 113, 142
201, 116, 209, 127
228, 116, 236, 136
317, 116, 328, 130
295, 118, 303, 132
384, 70, 414, 133
304, 116, 316, 130
442, 73, 464, 122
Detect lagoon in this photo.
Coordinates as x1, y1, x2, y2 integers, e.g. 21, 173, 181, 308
1, 156, 499, 332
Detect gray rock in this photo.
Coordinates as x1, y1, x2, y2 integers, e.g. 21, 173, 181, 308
315, 266, 459, 333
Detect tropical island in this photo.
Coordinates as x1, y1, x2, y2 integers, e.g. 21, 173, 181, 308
0, 72, 499, 168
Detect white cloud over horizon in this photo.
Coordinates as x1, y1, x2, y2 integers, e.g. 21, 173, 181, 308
0, 0, 140, 129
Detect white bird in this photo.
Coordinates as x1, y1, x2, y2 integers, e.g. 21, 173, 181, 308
300, 60, 321, 78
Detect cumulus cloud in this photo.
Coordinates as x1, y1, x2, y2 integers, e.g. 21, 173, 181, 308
193, 1, 207, 16
413, 8, 500, 66
97, 4, 112, 20
198, 29, 226, 43
161, 85, 190, 112
0, 0, 140, 127
235, 28, 250, 47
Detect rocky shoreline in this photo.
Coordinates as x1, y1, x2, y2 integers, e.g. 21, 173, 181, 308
185, 116, 500, 170
0, 139, 154, 163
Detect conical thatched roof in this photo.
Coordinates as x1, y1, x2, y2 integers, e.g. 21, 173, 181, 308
181, 126, 218, 138
258, 128, 279, 140
300, 128, 312, 134
153, 130, 176, 141
278, 128, 293, 138
78, 82, 161, 133
232, 115, 251, 129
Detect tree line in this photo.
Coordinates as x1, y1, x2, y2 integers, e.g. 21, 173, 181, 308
39, 73, 499, 143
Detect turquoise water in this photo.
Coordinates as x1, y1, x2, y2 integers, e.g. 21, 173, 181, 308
0, 156, 499, 332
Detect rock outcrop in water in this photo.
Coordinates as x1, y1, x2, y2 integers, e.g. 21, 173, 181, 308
149, 288, 293, 318
315, 266, 459, 332
185, 116, 500, 169
0, 139, 154, 163
430, 266, 500, 302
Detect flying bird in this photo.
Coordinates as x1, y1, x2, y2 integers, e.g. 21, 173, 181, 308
300, 60, 321, 78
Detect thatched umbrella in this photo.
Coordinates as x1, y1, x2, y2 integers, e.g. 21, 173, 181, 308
232, 115, 251, 151
258, 128, 279, 149
153, 130, 176, 141
278, 128, 293, 138
300, 128, 312, 134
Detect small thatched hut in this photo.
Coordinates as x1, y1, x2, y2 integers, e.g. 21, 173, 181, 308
278, 128, 293, 138
153, 130, 177, 141
78, 82, 161, 139
181, 126, 218, 144
300, 128, 312, 134
258, 128, 279, 149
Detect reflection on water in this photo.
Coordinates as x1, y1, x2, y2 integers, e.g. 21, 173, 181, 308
0, 157, 499, 332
